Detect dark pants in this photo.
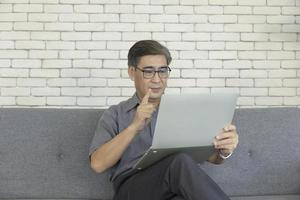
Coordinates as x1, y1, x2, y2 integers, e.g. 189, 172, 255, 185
113, 153, 230, 200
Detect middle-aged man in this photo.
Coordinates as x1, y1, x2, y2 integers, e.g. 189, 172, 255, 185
89, 40, 239, 200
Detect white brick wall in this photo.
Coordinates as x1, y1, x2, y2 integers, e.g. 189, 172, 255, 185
0, 1, 299, 108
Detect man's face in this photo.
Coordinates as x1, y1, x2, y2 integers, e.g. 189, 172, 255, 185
128, 54, 169, 102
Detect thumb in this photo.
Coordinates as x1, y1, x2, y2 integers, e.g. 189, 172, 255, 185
141, 89, 151, 105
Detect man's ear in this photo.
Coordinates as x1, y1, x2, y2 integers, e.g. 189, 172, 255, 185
128, 66, 135, 81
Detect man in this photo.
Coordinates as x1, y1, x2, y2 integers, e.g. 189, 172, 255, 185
89, 40, 239, 200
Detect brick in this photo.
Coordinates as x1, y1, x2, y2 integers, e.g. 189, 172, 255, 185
282, 60, 300, 68
0, 23, 13, 30
121, 87, 137, 96
282, 7, 300, 15
241, 33, 268, 41
269, 69, 296, 78
135, 23, 164, 31
0, 41, 14, 49
90, 0, 119, 3
211, 88, 239, 94
134, 5, 163, 13
168, 78, 195, 87
224, 24, 252, 32
103, 60, 127, 68
28, 14, 58, 22
226, 79, 253, 87
60, 50, 88, 59
91, 69, 120, 78
238, 0, 266, 5
90, 14, 119, 22
254, 24, 281, 33
195, 6, 223, 14
241, 88, 268, 96
223, 60, 252, 69
0, 4, 12, 12
224, 6, 251, 14
269, 88, 296, 96
75, 23, 104, 31
14, 22, 43, 31
108, 78, 132, 87
74, 5, 103, 13
92, 32, 121, 40
209, 51, 237, 59
237, 97, 255, 106
165, 24, 194, 32
105, 5, 133, 13
182, 33, 210, 41
12, 59, 41, 68
195, 24, 223, 32
209, 15, 237, 23
30, 69, 59, 77
16, 41, 45, 49
43, 60, 71, 68
153, 32, 181, 41
0, 13, 27, 21
30, 0, 58, 3
171, 59, 194, 68
165, 6, 193, 14
17, 97, 46, 106
47, 97, 76, 106
59, 0, 88, 3
255, 79, 282, 87
211, 69, 239, 77
253, 7, 281, 15
179, 14, 207, 23
1, 87, 30, 96
212, 33, 240, 41
44, 5, 73, 13
106, 41, 133, 50
0, 78, 16, 86
283, 79, 300, 87
181, 88, 210, 94
61, 32, 91, 41
14, 4, 43, 12
77, 97, 106, 106
0, 60, 11, 68
121, 0, 150, 4
92, 88, 120, 96
255, 42, 282, 50
239, 15, 266, 23
180, 51, 208, 59
197, 78, 225, 87
270, 33, 297, 41
240, 70, 268, 78
150, 0, 179, 5
61, 87, 90, 96
0, 31, 29, 40
150, 15, 178, 23
194, 60, 222, 68
105, 23, 134, 31
29, 50, 58, 59
90, 50, 119, 59
78, 78, 106, 86
18, 78, 46, 86
181, 69, 209, 78
31, 87, 60, 96
45, 23, 73, 31
46, 41, 75, 50
31, 32, 60, 40
59, 14, 89, 22
76, 41, 106, 50
196, 42, 224, 50
226, 42, 253, 50
253, 60, 280, 69
120, 14, 149, 22
209, 0, 237, 5
284, 97, 300, 106
267, 51, 295, 60
268, 16, 295, 24
73, 60, 102, 68
0, 50, 27, 58
282, 25, 300, 33
239, 51, 267, 60
267, 0, 295, 6
47, 78, 75, 86
61, 69, 89, 77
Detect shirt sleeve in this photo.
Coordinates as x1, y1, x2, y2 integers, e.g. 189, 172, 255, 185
89, 107, 119, 157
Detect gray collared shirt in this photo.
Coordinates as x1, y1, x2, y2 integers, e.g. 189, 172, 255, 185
89, 93, 158, 181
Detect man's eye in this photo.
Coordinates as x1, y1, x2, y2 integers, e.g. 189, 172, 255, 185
159, 68, 168, 73
144, 70, 154, 74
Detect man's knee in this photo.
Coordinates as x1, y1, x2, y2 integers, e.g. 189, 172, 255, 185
170, 153, 195, 168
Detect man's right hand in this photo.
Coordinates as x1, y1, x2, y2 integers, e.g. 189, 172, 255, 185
131, 89, 156, 132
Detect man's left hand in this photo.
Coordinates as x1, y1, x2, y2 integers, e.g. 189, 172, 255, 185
213, 124, 239, 156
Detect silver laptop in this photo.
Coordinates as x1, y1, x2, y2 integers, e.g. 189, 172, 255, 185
133, 93, 238, 170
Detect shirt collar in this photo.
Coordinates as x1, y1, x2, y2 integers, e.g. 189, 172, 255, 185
124, 92, 140, 112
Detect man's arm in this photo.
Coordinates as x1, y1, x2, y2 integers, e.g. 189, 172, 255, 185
208, 124, 239, 165
90, 90, 155, 173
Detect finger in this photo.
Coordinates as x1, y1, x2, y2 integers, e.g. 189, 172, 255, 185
215, 144, 236, 151
216, 131, 236, 140
214, 138, 234, 147
141, 89, 151, 105
223, 124, 236, 132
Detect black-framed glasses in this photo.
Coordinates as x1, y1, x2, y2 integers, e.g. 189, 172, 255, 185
135, 66, 171, 79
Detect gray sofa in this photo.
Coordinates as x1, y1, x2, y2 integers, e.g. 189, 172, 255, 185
0, 107, 299, 200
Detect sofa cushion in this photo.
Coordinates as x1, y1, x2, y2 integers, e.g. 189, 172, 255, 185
231, 195, 300, 200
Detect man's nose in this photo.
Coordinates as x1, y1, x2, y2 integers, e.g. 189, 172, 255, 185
151, 72, 161, 82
